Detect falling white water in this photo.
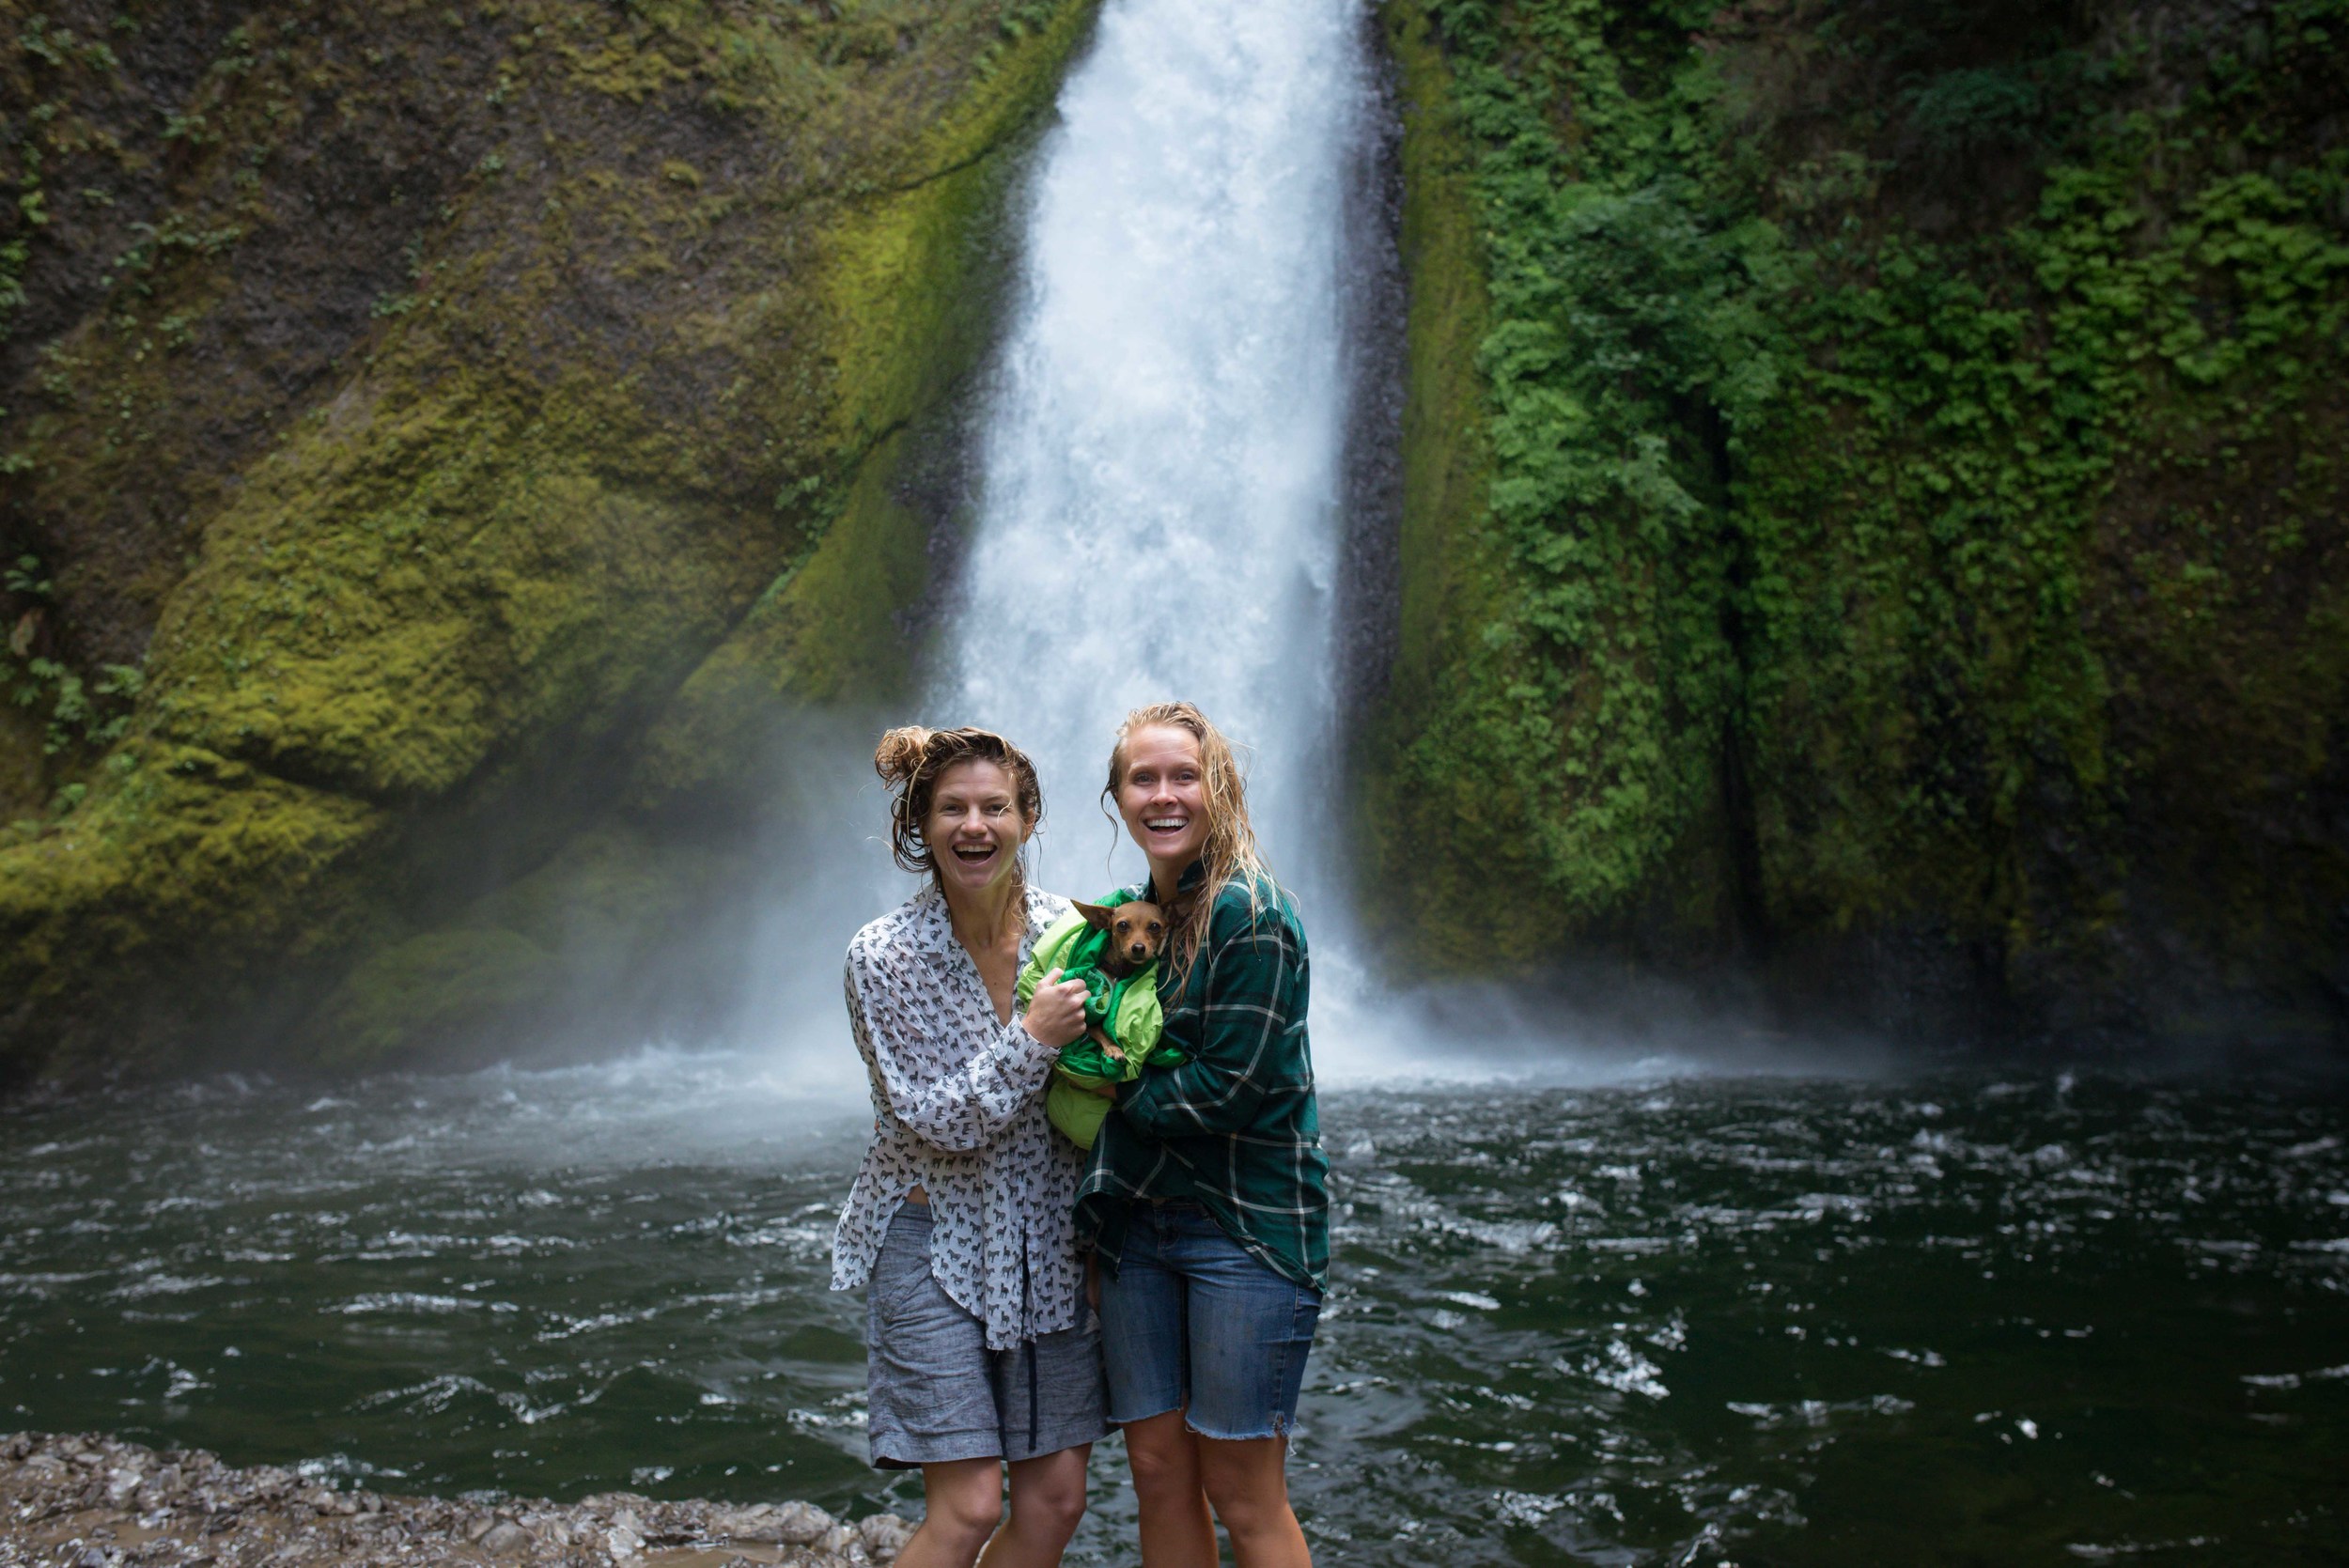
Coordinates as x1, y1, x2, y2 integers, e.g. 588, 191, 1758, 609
737, 0, 1817, 1085
936, 0, 1369, 904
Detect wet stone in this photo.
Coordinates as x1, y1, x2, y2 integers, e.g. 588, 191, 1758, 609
715, 1500, 834, 1547
478, 1521, 531, 1555
854, 1514, 914, 1562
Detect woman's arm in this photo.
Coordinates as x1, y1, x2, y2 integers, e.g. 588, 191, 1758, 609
1115, 913, 1304, 1139
847, 950, 1060, 1153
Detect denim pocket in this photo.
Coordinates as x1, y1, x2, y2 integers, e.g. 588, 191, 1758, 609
872, 1211, 937, 1312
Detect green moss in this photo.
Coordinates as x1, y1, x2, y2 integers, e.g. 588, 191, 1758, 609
1381, 9, 1494, 716
819, 0, 1100, 447
0, 704, 42, 819
1373, 0, 2349, 1030
477, 823, 722, 955
1360, 2, 1538, 968
0, 738, 385, 1071
0, 0, 1108, 1081
317, 928, 558, 1068
310, 821, 744, 1066
146, 374, 750, 800
635, 0, 1105, 805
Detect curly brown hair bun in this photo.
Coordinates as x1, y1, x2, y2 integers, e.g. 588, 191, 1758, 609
873, 724, 1044, 883
873, 725, 936, 789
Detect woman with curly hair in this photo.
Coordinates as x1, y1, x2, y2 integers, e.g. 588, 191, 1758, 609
831, 725, 1100, 1568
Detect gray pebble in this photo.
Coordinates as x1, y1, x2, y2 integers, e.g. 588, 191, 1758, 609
856, 1514, 915, 1562
478, 1521, 531, 1555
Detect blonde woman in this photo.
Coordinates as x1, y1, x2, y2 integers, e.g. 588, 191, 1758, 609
832, 725, 1102, 1568
1075, 702, 1330, 1568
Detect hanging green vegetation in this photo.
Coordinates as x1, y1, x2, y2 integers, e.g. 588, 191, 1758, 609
1374, 0, 2349, 1033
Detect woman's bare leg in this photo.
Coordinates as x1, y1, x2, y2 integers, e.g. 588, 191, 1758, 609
896, 1457, 1003, 1568
1198, 1436, 1310, 1568
1122, 1410, 1216, 1568
978, 1444, 1091, 1568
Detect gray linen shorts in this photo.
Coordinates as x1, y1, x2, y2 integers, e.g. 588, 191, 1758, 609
865, 1201, 1109, 1468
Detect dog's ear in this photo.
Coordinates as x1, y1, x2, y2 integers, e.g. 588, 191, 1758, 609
1073, 900, 1115, 930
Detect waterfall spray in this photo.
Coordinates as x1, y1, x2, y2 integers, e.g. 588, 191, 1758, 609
937, 0, 1373, 907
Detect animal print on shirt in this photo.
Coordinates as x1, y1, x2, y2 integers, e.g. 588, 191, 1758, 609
830, 883, 1086, 1350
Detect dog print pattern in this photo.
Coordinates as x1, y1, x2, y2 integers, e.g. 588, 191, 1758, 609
831, 883, 1088, 1350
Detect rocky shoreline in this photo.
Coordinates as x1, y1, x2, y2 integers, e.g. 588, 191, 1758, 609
0, 1435, 915, 1568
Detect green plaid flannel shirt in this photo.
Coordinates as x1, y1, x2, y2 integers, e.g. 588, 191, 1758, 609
1075, 864, 1330, 1292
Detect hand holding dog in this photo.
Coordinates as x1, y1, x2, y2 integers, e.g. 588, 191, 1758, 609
1022, 968, 1092, 1048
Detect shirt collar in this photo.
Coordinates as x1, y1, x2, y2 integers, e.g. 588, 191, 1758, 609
908, 884, 955, 954
910, 881, 1056, 955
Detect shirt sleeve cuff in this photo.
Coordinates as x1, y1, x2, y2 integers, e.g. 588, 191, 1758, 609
1013, 1020, 1060, 1065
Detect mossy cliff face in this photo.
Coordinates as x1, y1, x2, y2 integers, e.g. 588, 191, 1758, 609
0, 0, 1100, 1081
1370, 0, 2349, 1045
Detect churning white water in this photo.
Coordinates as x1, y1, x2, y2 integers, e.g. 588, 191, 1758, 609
936, 0, 1371, 900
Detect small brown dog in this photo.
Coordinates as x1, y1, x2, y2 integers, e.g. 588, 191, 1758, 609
1071, 899, 1167, 1062
1075, 898, 1167, 979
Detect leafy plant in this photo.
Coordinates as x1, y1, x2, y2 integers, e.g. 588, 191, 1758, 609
6, 554, 53, 598
4, 653, 146, 755
1386, 0, 2349, 969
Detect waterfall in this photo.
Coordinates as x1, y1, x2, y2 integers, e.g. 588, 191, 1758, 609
748, 0, 1452, 1086
736, 0, 1763, 1086
936, 0, 1374, 905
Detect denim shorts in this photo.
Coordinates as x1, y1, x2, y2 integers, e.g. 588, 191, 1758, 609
865, 1203, 1109, 1468
1097, 1202, 1320, 1440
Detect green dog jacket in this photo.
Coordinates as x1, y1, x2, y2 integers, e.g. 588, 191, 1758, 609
1015, 893, 1180, 1149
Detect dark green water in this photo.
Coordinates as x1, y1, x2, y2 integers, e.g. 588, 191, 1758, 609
4, 1053, 2344, 1564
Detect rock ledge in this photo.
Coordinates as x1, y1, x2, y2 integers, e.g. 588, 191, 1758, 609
1, 1433, 915, 1568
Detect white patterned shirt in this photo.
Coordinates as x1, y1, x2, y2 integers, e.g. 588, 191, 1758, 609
830, 882, 1085, 1349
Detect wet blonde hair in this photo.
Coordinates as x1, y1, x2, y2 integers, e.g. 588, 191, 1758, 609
1104, 701, 1271, 983
874, 724, 1043, 888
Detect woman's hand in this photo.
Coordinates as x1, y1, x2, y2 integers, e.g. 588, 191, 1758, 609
1021, 969, 1091, 1048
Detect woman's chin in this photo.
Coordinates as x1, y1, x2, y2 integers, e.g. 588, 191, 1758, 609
1142, 831, 1203, 867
